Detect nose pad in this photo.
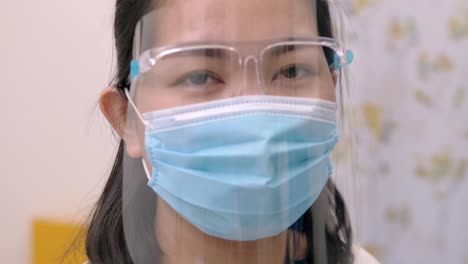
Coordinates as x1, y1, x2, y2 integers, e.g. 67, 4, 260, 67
240, 56, 264, 95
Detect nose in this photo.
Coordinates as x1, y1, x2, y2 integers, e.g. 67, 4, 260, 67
239, 56, 264, 96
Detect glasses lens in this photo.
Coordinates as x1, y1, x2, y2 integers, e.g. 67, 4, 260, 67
261, 44, 336, 99
135, 47, 241, 111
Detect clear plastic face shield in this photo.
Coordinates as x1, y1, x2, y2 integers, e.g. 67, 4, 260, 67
122, 0, 358, 263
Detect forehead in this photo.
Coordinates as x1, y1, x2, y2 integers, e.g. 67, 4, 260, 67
150, 0, 319, 46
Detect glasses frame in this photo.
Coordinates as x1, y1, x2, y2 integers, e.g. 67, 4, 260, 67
129, 37, 352, 98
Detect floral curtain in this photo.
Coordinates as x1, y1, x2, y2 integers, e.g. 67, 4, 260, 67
344, 0, 468, 263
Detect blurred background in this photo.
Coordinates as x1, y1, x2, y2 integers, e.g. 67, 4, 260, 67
1, 0, 115, 263
347, 1, 468, 263
1, 0, 467, 263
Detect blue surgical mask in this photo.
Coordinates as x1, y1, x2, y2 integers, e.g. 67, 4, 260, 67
142, 95, 339, 241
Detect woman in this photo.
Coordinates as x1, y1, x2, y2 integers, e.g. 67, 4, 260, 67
85, 0, 379, 263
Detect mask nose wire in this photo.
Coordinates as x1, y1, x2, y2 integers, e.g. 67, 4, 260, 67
241, 55, 265, 95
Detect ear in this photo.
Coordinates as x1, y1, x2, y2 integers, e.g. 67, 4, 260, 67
99, 86, 144, 158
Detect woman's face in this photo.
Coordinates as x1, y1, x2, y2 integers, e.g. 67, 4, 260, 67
129, 0, 335, 262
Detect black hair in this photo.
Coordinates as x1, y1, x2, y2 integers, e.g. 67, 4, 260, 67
85, 1, 353, 263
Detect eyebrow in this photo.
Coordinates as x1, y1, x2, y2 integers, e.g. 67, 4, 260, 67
168, 48, 225, 59
269, 45, 298, 56
268, 37, 313, 56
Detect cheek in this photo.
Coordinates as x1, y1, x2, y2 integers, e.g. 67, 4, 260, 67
324, 83, 337, 102
300, 75, 337, 101
321, 71, 337, 102
136, 82, 199, 113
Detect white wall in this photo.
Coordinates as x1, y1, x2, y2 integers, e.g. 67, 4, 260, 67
1, 0, 116, 262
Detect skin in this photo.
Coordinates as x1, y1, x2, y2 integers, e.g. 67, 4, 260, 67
100, 0, 336, 263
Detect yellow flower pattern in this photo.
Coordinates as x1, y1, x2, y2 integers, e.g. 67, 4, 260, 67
448, 6, 468, 40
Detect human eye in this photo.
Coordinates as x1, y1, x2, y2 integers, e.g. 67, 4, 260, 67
172, 70, 224, 88
272, 64, 315, 81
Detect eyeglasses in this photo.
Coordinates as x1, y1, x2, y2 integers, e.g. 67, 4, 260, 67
128, 37, 353, 107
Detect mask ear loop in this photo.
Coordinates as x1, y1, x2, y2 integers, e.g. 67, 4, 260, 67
126, 59, 151, 127
126, 57, 154, 180
124, 87, 149, 127
124, 89, 153, 181
141, 159, 152, 181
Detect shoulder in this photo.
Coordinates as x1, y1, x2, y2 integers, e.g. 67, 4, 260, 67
353, 246, 380, 264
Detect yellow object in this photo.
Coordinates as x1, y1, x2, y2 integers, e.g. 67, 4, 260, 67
354, 0, 373, 13
33, 219, 87, 264
362, 103, 383, 140
414, 89, 433, 107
